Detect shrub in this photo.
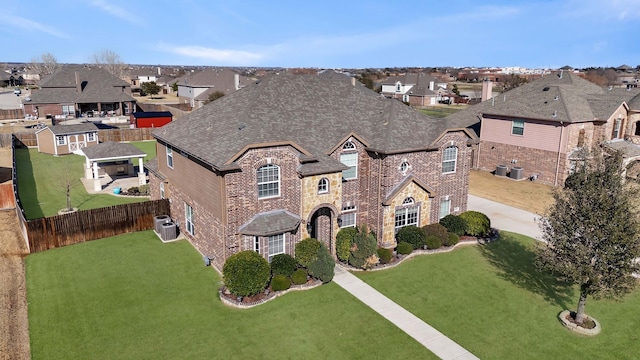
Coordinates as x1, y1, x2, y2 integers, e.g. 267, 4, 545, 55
425, 235, 443, 250
222, 251, 270, 297
295, 238, 321, 268
127, 186, 140, 194
460, 211, 491, 237
336, 227, 357, 262
444, 232, 460, 247
270, 254, 297, 277
422, 223, 449, 245
270, 274, 291, 291
377, 247, 393, 264
139, 184, 150, 195
397, 241, 413, 255
308, 243, 335, 283
439, 214, 467, 236
396, 225, 426, 250
348, 225, 378, 269
291, 268, 308, 285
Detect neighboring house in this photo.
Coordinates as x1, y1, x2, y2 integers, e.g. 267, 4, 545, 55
129, 111, 173, 128
146, 73, 476, 269
380, 72, 449, 106
446, 71, 640, 186
36, 123, 99, 155
175, 68, 251, 109
0, 72, 23, 87
24, 65, 136, 120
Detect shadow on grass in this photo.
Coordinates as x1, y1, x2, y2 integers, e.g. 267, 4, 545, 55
478, 232, 574, 309
15, 147, 44, 218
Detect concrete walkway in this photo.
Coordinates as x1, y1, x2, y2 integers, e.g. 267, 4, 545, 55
333, 265, 479, 360
467, 194, 542, 240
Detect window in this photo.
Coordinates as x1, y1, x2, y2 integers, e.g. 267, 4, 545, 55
159, 182, 165, 199
613, 118, 622, 139
318, 177, 329, 194
396, 83, 401, 92
395, 197, 419, 230
402, 94, 409, 103
268, 234, 285, 262
87, 133, 95, 142
166, 145, 173, 168
185, 203, 194, 236
512, 120, 524, 135
399, 161, 410, 173
253, 236, 260, 254
56, 135, 66, 145
442, 146, 457, 174
340, 142, 358, 180
61, 104, 74, 116
257, 164, 280, 199
439, 198, 451, 219
577, 129, 585, 147
340, 205, 356, 228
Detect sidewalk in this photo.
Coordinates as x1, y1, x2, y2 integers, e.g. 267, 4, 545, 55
467, 194, 542, 240
333, 265, 479, 360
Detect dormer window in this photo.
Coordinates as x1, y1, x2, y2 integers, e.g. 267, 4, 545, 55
396, 82, 401, 92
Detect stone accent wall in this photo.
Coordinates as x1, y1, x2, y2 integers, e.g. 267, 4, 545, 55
300, 173, 342, 253
381, 182, 432, 248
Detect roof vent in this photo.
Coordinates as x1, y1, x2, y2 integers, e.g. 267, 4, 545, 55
238, 123, 246, 131
543, 86, 550, 91
552, 110, 557, 117
554, 95, 559, 100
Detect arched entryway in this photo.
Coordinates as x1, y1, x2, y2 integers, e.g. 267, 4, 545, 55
308, 206, 335, 253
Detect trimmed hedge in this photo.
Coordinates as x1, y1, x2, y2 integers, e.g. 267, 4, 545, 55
336, 227, 357, 262
396, 225, 426, 250
460, 211, 491, 237
270, 254, 297, 277
397, 241, 413, 255
295, 238, 321, 268
422, 223, 449, 246
270, 274, 291, 291
292, 268, 308, 285
348, 225, 378, 269
377, 247, 393, 264
223, 251, 271, 297
439, 214, 467, 236
425, 235, 443, 250
444, 232, 460, 247
308, 243, 335, 283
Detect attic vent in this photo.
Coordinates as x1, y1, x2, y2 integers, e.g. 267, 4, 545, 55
552, 110, 557, 118
554, 95, 559, 100
543, 86, 550, 91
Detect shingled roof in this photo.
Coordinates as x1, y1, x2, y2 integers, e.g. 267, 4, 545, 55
153, 74, 469, 170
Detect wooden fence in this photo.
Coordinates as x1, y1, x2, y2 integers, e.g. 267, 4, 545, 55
0, 183, 15, 209
24, 199, 171, 253
13, 128, 156, 148
0, 109, 24, 120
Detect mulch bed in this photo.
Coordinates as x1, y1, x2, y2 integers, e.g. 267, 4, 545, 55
564, 311, 597, 329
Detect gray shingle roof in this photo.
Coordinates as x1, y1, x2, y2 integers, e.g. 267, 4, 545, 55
46, 122, 98, 135
176, 68, 250, 91
153, 74, 462, 169
238, 209, 301, 236
81, 141, 146, 160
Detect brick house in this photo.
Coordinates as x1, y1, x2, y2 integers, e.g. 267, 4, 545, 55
175, 68, 251, 109
447, 71, 640, 186
146, 73, 476, 269
380, 73, 449, 106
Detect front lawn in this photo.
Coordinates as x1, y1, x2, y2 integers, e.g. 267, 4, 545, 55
26, 231, 435, 360
356, 232, 640, 359
15, 148, 146, 219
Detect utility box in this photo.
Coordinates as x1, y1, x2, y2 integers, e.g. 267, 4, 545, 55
154, 215, 171, 233
510, 167, 524, 180
495, 165, 508, 176
160, 222, 177, 241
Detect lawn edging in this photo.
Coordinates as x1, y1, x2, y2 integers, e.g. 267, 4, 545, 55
219, 280, 323, 309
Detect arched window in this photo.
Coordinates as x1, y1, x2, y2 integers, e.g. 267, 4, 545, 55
257, 164, 280, 199
340, 141, 358, 180
442, 146, 458, 174
318, 178, 329, 194
343, 141, 355, 150
400, 161, 410, 173
396, 82, 401, 92
395, 197, 419, 230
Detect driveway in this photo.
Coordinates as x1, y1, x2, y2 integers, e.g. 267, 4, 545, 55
467, 194, 543, 240
0, 90, 24, 110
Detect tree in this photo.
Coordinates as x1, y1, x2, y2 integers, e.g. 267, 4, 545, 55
140, 81, 161, 98
452, 84, 461, 96
501, 74, 528, 91
536, 149, 640, 326
206, 91, 225, 104
171, 82, 178, 92
92, 49, 126, 79
31, 52, 60, 77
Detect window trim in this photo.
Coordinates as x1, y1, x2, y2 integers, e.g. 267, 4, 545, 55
87, 132, 95, 142
400, 161, 410, 174
254, 236, 260, 254
340, 151, 358, 180
442, 146, 458, 174
511, 120, 525, 136
267, 233, 285, 262
439, 198, 451, 219
394, 197, 419, 230
318, 177, 329, 194
257, 164, 280, 199
159, 182, 165, 199
613, 118, 622, 139
185, 203, 194, 236
166, 145, 174, 169
56, 135, 66, 146
340, 205, 357, 228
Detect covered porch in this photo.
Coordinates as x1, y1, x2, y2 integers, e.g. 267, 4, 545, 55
80, 142, 147, 192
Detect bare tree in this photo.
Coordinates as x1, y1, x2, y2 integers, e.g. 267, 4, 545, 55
92, 49, 127, 79
30, 52, 60, 77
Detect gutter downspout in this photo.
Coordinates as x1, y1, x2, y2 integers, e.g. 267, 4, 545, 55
554, 122, 564, 186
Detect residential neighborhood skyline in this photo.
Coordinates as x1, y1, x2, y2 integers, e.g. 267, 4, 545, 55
1, 0, 639, 68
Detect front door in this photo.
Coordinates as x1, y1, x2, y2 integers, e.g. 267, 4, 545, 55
309, 207, 333, 252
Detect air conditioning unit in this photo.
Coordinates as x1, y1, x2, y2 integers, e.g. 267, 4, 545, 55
160, 222, 177, 241
495, 164, 508, 176
509, 166, 525, 180
154, 215, 171, 233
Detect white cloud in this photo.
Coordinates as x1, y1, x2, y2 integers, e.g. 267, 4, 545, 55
564, 0, 640, 20
161, 44, 264, 65
90, 0, 139, 25
0, 14, 69, 38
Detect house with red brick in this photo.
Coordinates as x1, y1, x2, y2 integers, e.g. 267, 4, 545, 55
145, 73, 476, 269
446, 71, 640, 186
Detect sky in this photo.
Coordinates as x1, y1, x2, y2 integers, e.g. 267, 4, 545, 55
1, 0, 639, 69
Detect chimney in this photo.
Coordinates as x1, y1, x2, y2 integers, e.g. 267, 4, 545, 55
481, 79, 493, 102
75, 71, 81, 93
351, 77, 356, 86
429, 81, 434, 91
234, 73, 240, 90
157, 67, 161, 76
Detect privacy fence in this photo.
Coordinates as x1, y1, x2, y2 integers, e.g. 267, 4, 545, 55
12, 127, 156, 147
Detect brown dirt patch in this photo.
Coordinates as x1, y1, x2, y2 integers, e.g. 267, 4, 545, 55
0, 210, 31, 360
0, 148, 12, 184
469, 169, 555, 215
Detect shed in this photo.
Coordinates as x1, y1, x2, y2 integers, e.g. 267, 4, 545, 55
35, 123, 99, 155
130, 111, 173, 128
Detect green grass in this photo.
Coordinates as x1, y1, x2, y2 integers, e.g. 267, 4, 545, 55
355, 232, 640, 359
129, 140, 156, 163
418, 106, 465, 118
26, 231, 436, 360
15, 148, 146, 219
